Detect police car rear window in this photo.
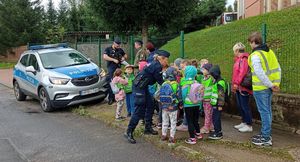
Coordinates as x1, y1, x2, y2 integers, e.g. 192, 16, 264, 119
39, 50, 89, 69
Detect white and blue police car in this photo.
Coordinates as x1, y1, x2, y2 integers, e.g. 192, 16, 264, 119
13, 43, 108, 112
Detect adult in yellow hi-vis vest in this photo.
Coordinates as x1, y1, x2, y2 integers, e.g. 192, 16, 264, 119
247, 32, 281, 147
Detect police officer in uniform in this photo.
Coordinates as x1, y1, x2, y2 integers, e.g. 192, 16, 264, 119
103, 37, 127, 105
124, 50, 170, 144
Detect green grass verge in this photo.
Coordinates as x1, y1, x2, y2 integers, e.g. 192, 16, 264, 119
161, 7, 300, 94
0, 62, 15, 69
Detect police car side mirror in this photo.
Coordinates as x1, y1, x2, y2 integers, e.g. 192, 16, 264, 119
25, 66, 36, 75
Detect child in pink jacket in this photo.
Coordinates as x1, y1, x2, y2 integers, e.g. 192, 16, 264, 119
112, 69, 128, 121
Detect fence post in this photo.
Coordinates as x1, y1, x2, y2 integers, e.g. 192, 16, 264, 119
130, 35, 134, 65
180, 31, 185, 58
98, 38, 102, 67
262, 23, 267, 44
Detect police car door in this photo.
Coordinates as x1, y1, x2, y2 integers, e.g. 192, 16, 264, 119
25, 54, 41, 95
15, 54, 30, 92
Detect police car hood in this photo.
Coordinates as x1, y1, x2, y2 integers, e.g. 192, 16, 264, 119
48, 63, 98, 79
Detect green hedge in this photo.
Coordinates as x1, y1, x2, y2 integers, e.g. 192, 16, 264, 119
162, 7, 300, 94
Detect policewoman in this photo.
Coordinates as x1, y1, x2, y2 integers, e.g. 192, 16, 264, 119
124, 50, 170, 144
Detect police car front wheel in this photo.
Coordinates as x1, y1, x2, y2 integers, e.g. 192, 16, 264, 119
13, 81, 26, 101
39, 87, 54, 112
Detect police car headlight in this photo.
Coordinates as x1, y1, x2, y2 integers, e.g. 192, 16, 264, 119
98, 69, 106, 77
49, 77, 70, 85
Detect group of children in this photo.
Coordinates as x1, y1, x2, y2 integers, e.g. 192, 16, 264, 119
111, 57, 227, 145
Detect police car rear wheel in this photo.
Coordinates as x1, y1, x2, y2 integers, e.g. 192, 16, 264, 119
39, 87, 53, 112
13, 81, 26, 101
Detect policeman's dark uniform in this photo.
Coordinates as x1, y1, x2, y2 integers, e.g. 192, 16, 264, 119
103, 40, 125, 103
125, 50, 170, 144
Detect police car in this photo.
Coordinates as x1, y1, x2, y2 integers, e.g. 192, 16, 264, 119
13, 43, 108, 112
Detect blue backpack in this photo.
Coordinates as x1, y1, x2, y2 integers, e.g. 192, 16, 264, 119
159, 82, 176, 110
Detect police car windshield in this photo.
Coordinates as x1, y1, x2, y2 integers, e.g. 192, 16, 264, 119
39, 50, 90, 69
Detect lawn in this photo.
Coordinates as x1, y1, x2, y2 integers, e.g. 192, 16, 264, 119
0, 62, 15, 69
161, 7, 300, 94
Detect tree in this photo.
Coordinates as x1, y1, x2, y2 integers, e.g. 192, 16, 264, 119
184, 0, 226, 32
234, 0, 238, 12
227, 5, 233, 12
57, 0, 69, 29
88, 0, 197, 45
0, 0, 45, 54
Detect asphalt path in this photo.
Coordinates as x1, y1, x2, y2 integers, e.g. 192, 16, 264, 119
0, 84, 187, 162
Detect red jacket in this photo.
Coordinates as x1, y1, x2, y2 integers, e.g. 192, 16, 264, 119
232, 53, 253, 94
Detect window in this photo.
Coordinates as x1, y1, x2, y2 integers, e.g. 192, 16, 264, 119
28, 54, 39, 71
20, 54, 29, 66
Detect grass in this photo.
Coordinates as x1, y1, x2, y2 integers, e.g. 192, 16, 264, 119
0, 62, 15, 69
71, 103, 296, 162
161, 7, 300, 94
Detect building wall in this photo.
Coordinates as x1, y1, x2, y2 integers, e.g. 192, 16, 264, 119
244, 0, 263, 18
0, 46, 27, 62
239, 0, 300, 19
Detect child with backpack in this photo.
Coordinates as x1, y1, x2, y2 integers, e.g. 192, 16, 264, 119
208, 65, 226, 140
181, 66, 204, 145
158, 67, 182, 144
124, 65, 135, 117
200, 63, 214, 134
111, 69, 128, 121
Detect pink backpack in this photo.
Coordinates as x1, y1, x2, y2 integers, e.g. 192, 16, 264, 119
188, 81, 204, 104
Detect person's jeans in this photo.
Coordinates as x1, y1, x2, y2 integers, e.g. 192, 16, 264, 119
125, 93, 134, 115
184, 106, 200, 138
253, 88, 273, 138
236, 91, 253, 125
212, 107, 222, 133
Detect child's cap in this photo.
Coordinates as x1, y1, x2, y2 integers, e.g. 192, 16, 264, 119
202, 63, 213, 71
125, 65, 134, 69
165, 67, 177, 81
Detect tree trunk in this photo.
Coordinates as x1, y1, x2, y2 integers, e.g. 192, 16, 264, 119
141, 23, 148, 48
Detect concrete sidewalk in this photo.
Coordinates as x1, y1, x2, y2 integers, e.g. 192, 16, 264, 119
0, 68, 13, 88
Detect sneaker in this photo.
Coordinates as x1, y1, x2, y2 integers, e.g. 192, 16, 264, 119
195, 133, 203, 140
252, 134, 272, 141
251, 136, 272, 146
208, 132, 223, 140
238, 125, 253, 133
185, 138, 197, 145
156, 123, 162, 129
200, 127, 210, 134
161, 135, 168, 141
176, 124, 188, 131
234, 123, 246, 129
169, 137, 176, 144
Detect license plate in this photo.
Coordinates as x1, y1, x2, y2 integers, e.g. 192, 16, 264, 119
80, 88, 100, 96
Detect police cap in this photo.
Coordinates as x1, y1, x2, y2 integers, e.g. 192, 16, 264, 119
156, 50, 170, 58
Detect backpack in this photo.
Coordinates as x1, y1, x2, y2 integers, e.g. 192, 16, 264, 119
218, 79, 231, 103
183, 81, 204, 104
110, 82, 120, 94
159, 82, 176, 109
240, 56, 252, 90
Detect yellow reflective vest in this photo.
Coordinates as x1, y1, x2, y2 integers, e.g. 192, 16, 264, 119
248, 50, 281, 91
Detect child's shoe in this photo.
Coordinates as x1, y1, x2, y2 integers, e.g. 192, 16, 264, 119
161, 135, 168, 141
195, 133, 203, 140
251, 136, 272, 146
208, 132, 223, 140
238, 125, 253, 133
200, 127, 210, 134
115, 117, 125, 121
169, 137, 176, 144
176, 124, 188, 131
185, 138, 197, 145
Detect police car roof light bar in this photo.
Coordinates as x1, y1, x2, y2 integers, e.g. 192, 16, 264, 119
29, 43, 68, 50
